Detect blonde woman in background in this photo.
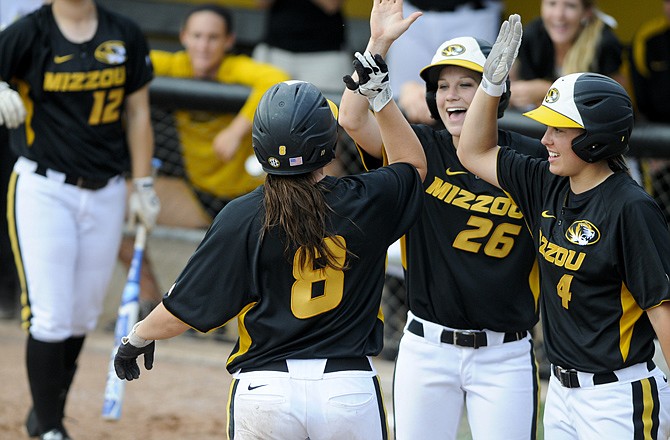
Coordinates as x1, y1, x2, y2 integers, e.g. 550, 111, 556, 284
509, 0, 625, 111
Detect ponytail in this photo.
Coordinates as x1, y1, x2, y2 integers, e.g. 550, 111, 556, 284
261, 174, 353, 271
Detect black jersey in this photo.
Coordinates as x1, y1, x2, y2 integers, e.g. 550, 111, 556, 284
163, 164, 423, 373
498, 147, 670, 373
0, 4, 153, 179
361, 127, 545, 332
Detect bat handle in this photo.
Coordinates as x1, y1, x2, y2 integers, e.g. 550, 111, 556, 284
135, 224, 147, 251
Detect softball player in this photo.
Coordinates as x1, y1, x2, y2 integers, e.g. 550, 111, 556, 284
0, 1, 158, 438
459, 14, 670, 438
339, 1, 546, 438
114, 77, 426, 439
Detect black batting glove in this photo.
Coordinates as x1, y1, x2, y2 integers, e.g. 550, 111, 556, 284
343, 51, 393, 112
114, 339, 155, 381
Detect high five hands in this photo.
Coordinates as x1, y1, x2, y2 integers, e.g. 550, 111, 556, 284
481, 14, 523, 98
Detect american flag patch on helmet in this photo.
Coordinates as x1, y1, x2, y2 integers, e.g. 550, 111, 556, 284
289, 157, 303, 166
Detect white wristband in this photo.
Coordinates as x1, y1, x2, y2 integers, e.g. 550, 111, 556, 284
480, 77, 506, 98
122, 321, 152, 347
371, 86, 393, 113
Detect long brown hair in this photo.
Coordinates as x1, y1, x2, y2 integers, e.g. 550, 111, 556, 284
562, 0, 606, 74
261, 173, 353, 271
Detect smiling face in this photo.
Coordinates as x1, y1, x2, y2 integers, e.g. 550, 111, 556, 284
434, 65, 481, 141
180, 10, 235, 79
541, 0, 592, 47
542, 126, 587, 176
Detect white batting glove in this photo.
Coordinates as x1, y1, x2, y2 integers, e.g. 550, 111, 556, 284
481, 14, 523, 98
343, 51, 393, 112
0, 81, 26, 129
129, 176, 160, 231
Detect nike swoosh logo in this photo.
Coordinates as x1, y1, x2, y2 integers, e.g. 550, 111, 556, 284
247, 384, 267, 391
54, 54, 74, 64
445, 168, 467, 176
542, 210, 556, 219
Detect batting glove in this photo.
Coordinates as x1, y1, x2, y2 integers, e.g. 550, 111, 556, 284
129, 176, 160, 231
0, 81, 26, 129
114, 322, 155, 381
481, 14, 522, 98
343, 51, 393, 113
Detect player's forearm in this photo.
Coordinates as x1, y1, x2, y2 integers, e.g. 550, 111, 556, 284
339, 85, 384, 159
376, 97, 426, 181
125, 85, 154, 178
647, 302, 670, 368
135, 303, 190, 341
457, 86, 502, 187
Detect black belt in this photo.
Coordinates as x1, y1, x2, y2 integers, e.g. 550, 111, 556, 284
34, 164, 111, 190
407, 319, 526, 349
552, 360, 655, 388
239, 357, 372, 374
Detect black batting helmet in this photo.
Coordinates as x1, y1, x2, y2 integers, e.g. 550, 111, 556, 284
523, 72, 634, 163
252, 80, 338, 175
419, 36, 510, 120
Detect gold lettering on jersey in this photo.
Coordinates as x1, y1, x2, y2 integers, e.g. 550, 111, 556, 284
538, 230, 585, 270
43, 67, 126, 92
425, 176, 523, 219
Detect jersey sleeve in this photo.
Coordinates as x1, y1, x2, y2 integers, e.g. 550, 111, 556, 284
162, 194, 261, 332
121, 16, 153, 94
496, 146, 550, 228
0, 12, 39, 81
617, 195, 670, 309
357, 162, 424, 243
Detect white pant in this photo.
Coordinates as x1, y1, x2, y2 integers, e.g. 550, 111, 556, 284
544, 364, 670, 439
229, 358, 387, 439
393, 311, 538, 440
387, 0, 503, 94
11, 157, 126, 341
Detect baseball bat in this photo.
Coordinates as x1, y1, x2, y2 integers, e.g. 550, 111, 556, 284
102, 224, 147, 420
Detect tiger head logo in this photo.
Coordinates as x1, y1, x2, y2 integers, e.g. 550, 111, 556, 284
545, 88, 560, 104
565, 220, 600, 246
94, 41, 127, 65
441, 44, 466, 58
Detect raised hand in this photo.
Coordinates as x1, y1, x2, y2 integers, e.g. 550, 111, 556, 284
367, 0, 422, 56
481, 14, 523, 97
343, 51, 393, 112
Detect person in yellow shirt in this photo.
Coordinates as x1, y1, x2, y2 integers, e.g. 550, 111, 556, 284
119, 4, 290, 323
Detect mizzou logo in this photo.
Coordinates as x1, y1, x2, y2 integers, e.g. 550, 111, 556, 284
94, 41, 127, 65
545, 88, 560, 104
565, 220, 600, 246
442, 44, 466, 57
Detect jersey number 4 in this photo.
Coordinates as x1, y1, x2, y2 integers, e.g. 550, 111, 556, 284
453, 215, 522, 258
291, 236, 346, 319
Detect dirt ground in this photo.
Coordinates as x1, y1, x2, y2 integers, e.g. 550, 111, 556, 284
0, 318, 397, 440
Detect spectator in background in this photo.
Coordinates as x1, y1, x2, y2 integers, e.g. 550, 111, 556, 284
385, 0, 503, 124
510, 0, 625, 111
118, 4, 290, 319
629, 1, 670, 224
252, 0, 350, 94
630, 0, 670, 123
0, 0, 47, 320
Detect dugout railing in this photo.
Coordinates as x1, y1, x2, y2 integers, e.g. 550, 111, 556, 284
149, 76, 670, 362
